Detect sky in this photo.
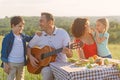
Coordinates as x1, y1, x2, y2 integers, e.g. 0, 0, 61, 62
0, 0, 120, 18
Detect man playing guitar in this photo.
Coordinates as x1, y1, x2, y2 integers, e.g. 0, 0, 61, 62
27, 12, 73, 80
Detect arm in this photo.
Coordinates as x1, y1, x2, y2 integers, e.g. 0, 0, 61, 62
62, 47, 73, 58
89, 27, 95, 36
27, 35, 40, 67
27, 45, 39, 67
62, 30, 73, 58
3, 62, 10, 74
1, 36, 10, 74
1, 36, 9, 63
24, 34, 34, 42
95, 30, 107, 44
77, 48, 85, 59
24, 31, 42, 42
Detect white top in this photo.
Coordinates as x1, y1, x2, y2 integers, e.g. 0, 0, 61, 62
29, 27, 70, 62
8, 34, 24, 63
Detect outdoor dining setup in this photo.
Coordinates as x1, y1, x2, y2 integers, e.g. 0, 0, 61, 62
50, 55, 120, 80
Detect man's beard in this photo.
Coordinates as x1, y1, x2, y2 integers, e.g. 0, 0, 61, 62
39, 26, 45, 31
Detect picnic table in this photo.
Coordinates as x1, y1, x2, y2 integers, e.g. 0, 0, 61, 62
50, 62, 120, 80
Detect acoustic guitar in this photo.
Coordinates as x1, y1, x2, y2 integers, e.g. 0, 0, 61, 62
27, 42, 83, 74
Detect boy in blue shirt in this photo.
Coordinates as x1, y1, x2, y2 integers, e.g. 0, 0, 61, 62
1, 16, 33, 80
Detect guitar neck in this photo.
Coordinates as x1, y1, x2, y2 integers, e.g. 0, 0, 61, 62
41, 45, 69, 60
41, 41, 83, 60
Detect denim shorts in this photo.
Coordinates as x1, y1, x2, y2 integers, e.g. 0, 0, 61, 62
99, 55, 112, 58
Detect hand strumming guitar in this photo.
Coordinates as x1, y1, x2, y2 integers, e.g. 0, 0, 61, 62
27, 46, 39, 68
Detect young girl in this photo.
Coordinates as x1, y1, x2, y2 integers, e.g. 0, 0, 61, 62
71, 18, 97, 59
94, 18, 112, 58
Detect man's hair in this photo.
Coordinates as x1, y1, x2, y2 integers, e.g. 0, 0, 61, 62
10, 16, 24, 28
41, 12, 54, 21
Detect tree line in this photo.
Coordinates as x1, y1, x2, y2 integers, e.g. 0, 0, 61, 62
0, 16, 120, 44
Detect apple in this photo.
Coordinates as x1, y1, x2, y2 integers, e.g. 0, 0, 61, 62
104, 58, 109, 65
93, 55, 98, 60
86, 63, 93, 69
88, 57, 94, 64
116, 64, 120, 70
95, 58, 103, 65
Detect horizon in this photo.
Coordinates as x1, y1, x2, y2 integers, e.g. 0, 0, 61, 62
1, 15, 120, 18
4, 15, 120, 19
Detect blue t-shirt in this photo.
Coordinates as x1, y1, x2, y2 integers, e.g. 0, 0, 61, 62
94, 32, 111, 57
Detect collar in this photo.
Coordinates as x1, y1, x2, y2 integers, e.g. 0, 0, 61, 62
10, 30, 23, 38
43, 27, 58, 36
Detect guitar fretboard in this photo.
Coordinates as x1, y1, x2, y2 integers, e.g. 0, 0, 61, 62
41, 41, 83, 60
41, 46, 69, 59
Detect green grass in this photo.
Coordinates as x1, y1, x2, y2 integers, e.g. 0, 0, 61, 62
0, 36, 120, 79
0, 36, 2, 49
108, 44, 120, 60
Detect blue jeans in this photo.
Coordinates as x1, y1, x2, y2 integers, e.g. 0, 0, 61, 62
99, 55, 112, 58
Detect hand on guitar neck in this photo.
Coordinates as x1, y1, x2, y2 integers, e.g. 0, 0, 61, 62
62, 42, 84, 58
62, 47, 73, 58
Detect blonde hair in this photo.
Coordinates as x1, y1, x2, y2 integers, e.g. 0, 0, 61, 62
97, 18, 109, 32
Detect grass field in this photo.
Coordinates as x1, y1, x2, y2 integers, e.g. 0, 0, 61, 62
0, 36, 120, 80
